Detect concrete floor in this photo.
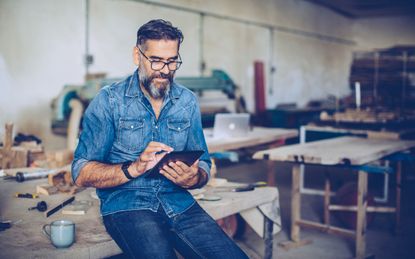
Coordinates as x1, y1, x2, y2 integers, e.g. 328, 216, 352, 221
219, 159, 415, 259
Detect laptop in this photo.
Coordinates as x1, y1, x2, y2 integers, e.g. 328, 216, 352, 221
212, 113, 251, 138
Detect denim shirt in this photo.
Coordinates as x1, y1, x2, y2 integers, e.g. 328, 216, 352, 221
72, 69, 211, 217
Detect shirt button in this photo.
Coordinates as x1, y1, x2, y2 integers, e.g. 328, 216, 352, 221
155, 126, 158, 129
178, 127, 181, 130
131, 125, 134, 129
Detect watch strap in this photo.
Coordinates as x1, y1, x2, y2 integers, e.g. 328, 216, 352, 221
121, 161, 135, 180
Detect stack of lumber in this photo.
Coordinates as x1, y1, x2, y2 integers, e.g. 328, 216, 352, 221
349, 45, 415, 108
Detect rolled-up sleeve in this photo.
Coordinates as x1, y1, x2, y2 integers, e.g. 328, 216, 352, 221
71, 88, 115, 182
185, 99, 211, 179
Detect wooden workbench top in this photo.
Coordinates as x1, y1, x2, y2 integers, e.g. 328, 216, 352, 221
205, 127, 298, 153
253, 136, 415, 166
0, 178, 278, 259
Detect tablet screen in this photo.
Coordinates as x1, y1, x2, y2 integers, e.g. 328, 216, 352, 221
145, 150, 204, 178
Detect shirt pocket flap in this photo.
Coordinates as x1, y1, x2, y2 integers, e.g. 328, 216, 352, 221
120, 119, 144, 130
167, 120, 190, 132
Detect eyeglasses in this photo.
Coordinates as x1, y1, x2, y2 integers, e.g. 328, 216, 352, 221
138, 47, 182, 71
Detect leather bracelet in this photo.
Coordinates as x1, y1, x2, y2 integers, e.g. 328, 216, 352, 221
121, 161, 135, 180
189, 170, 207, 189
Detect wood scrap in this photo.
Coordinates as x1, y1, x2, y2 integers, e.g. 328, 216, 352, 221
278, 239, 313, 251
48, 169, 84, 195
321, 109, 399, 123
0, 147, 29, 170
45, 149, 73, 168
62, 200, 93, 215
1, 123, 14, 169
36, 184, 58, 196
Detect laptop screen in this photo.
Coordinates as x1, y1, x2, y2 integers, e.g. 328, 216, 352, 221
213, 113, 251, 138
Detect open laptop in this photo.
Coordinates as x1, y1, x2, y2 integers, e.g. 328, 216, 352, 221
212, 113, 251, 138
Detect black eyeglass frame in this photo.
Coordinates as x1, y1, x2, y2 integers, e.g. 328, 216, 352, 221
137, 47, 183, 71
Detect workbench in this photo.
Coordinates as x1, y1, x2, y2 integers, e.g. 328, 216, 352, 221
253, 136, 415, 259
205, 127, 298, 153
0, 178, 280, 259
206, 126, 298, 186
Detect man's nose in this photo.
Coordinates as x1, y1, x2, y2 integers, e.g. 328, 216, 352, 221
160, 63, 170, 74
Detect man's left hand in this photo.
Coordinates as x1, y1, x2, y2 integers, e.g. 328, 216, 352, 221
160, 160, 203, 188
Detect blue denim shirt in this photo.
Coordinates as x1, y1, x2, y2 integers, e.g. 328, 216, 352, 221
72, 69, 211, 217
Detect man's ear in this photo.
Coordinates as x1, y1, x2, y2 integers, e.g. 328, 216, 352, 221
133, 46, 140, 66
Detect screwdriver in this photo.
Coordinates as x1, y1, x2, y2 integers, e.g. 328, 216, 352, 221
15, 193, 39, 199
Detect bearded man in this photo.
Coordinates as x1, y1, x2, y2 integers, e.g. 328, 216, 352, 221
72, 19, 248, 259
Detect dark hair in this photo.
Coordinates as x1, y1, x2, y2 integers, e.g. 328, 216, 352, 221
136, 19, 184, 49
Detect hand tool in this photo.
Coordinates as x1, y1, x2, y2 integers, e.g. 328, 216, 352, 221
15, 169, 57, 182
28, 201, 48, 212
0, 221, 11, 232
15, 193, 39, 199
214, 182, 267, 193
45, 196, 75, 217
214, 184, 255, 192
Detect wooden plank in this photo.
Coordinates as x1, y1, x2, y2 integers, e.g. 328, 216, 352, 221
278, 239, 313, 251
1, 123, 13, 169
253, 136, 415, 166
206, 127, 298, 153
304, 124, 407, 140
239, 207, 280, 239
324, 172, 331, 225
356, 171, 368, 259
266, 140, 286, 186
199, 186, 278, 220
329, 205, 396, 213
396, 161, 402, 232
291, 165, 301, 242
0, 147, 29, 169
296, 220, 355, 239
67, 99, 84, 151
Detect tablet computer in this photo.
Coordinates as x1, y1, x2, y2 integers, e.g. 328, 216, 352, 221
145, 150, 205, 178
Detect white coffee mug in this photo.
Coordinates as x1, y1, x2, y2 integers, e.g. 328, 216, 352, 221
42, 219, 75, 248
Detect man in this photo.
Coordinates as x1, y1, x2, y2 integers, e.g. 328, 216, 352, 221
72, 19, 248, 259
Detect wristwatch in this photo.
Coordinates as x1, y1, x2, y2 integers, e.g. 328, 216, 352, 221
121, 161, 135, 180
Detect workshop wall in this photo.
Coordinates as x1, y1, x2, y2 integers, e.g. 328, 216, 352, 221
0, 0, 85, 149
353, 16, 415, 50
0, 0, 414, 149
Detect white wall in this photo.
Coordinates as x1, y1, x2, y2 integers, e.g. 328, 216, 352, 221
1, 0, 414, 149
88, 0, 201, 77
352, 16, 415, 50
0, 0, 85, 149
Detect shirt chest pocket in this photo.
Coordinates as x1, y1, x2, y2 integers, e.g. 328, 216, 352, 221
167, 119, 190, 150
117, 118, 145, 151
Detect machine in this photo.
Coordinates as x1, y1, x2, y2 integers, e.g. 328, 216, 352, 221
51, 70, 246, 148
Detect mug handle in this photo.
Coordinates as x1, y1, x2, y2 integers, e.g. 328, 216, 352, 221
42, 224, 51, 238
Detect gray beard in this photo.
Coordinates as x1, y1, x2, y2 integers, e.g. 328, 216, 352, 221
138, 68, 171, 100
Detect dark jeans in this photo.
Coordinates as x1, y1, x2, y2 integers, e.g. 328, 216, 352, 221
103, 203, 248, 259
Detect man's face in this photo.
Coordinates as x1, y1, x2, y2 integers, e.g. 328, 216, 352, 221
134, 39, 179, 100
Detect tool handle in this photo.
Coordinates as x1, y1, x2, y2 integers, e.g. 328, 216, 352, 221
16, 169, 56, 182
42, 224, 51, 238
233, 185, 255, 192
45, 196, 75, 217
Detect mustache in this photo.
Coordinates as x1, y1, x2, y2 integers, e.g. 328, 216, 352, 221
154, 73, 171, 79
150, 72, 173, 82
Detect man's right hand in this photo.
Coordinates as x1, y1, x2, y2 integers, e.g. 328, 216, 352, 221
130, 141, 174, 177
